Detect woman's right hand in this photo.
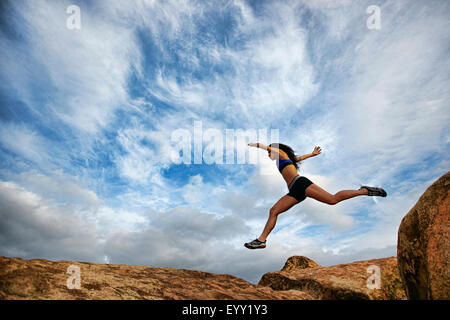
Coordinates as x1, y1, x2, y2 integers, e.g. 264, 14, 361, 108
248, 142, 259, 147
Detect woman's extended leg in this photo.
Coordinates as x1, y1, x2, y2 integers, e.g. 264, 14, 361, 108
257, 195, 299, 242
305, 183, 368, 205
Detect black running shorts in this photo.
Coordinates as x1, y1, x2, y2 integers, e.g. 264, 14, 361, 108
287, 176, 314, 202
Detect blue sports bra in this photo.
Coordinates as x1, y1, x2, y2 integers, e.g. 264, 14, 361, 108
277, 159, 294, 173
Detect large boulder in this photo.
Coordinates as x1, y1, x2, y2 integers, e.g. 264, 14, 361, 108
397, 171, 450, 300
259, 256, 406, 300
281, 256, 321, 271
0, 256, 313, 300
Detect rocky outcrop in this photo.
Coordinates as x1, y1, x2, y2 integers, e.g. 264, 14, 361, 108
0, 256, 313, 300
0, 255, 408, 300
397, 171, 450, 300
281, 256, 321, 271
259, 256, 406, 300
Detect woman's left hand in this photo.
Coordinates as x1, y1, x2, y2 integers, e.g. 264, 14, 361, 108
312, 146, 321, 156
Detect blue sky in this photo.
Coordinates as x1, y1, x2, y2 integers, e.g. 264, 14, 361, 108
0, 0, 449, 284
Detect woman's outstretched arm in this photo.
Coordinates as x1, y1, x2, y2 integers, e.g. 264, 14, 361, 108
248, 142, 281, 155
296, 146, 321, 161
248, 142, 268, 150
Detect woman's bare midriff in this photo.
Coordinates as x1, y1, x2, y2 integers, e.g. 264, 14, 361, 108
280, 164, 299, 187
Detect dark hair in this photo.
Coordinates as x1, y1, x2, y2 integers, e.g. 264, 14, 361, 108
269, 143, 300, 169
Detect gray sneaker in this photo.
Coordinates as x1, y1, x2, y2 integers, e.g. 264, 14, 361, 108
360, 186, 387, 197
244, 239, 266, 249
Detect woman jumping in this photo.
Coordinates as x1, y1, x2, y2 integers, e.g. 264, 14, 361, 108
244, 142, 387, 249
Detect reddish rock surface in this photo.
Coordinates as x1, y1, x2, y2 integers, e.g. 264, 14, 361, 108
397, 171, 450, 300
0, 255, 408, 300
0, 256, 313, 300
259, 256, 406, 300
281, 256, 321, 271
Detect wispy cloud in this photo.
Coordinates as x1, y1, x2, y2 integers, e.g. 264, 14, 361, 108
1, 0, 141, 134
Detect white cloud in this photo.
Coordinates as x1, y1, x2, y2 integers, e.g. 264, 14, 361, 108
139, 0, 319, 126
0, 180, 101, 261
0, 122, 45, 163
1, 0, 141, 134
322, 1, 450, 185
1, 170, 99, 209
181, 174, 205, 204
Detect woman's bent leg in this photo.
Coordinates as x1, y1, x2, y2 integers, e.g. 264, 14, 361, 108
258, 195, 299, 242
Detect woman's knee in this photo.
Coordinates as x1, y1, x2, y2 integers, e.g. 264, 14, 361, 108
328, 195, 339, 205
269, 207, 281, 216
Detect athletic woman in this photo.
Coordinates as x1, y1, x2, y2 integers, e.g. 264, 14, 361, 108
244, 142, 387, 249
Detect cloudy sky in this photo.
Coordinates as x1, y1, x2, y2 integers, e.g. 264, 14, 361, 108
0, 0, 449, 284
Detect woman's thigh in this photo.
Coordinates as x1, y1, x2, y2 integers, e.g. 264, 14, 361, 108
272, 194, 300, 214
304, 183, 336, 204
